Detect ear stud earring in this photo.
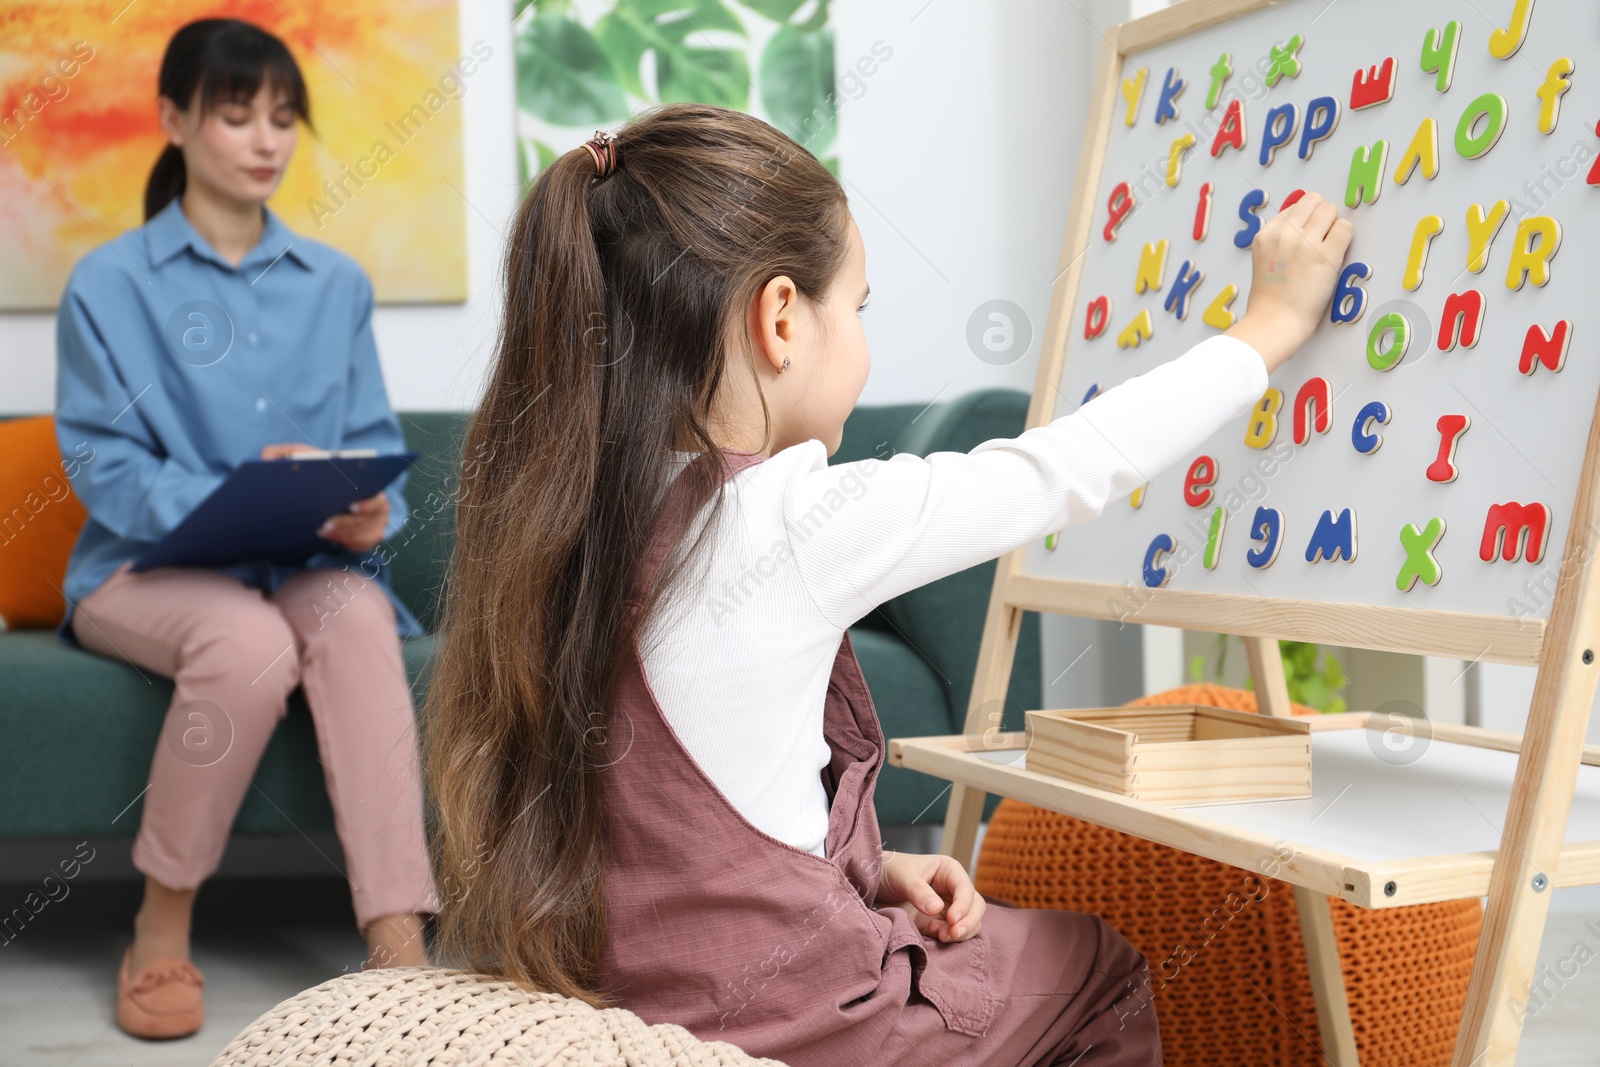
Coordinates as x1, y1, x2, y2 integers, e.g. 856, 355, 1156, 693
780, 357, 790, 372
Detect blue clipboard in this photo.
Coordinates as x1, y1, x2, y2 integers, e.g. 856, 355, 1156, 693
131, 451, 418, 573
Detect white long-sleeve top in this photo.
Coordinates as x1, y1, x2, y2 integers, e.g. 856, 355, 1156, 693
636, 335, 1269, 856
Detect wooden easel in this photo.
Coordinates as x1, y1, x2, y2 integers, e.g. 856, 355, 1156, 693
897, 4, 1600, 1065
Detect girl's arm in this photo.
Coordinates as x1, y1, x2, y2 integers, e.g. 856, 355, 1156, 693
781, 191, 1351, 630
780, 335, 1265, 628
53, 279, 227, 544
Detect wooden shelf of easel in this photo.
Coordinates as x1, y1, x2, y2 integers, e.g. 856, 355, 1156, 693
901, 711, 1600, 910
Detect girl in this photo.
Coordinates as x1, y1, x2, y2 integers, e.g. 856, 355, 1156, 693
423, 104, 1350, 1065
55, 18, 437, 1039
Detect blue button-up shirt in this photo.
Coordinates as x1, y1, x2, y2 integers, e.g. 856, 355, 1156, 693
53, 196, 423, 647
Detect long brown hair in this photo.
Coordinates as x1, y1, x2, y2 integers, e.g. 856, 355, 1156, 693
423, 103, 850, 1003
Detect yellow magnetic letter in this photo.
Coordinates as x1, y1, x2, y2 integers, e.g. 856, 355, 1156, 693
1135, 240, 1170, 294
1244, 388, 1283, 449
1488, 0, 1535, 60
1202, 284, 1239, 329
1537, 58, 1574, 134
1123, 67, 1149, 126
1117, 309, 1155, 348
1403, 215, 1445, 291
1166, 133, 1197, 187
1506, 215, 1562, 290
1466, 200, 1510, 274
1394, 118, 1439, 184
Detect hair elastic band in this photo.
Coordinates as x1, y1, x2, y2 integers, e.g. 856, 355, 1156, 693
583, 131, 618, 178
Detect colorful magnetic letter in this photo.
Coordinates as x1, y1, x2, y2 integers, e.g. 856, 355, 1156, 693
1397, 517, 1447, 591
1207, 52, 1233, 110
1298, 97, 1341, 161
1591, 119, 1600, 185
1466, 200, 1510, 274
1455, 93, 1508, 159
1130, 484, 1147, 509
1488, 0, 1536, 61
1537, 58, 1575, 135
1293, 376, 1333, 445
1135, 240, 1170, 294
1117, 309, 1155, 349
1165, 261, 1205, 320
1234, 189, 1270, 249
1367, 312, 1411, 371
1281, 189, 1307, 210
1203, 284, 1239, 330
1155, 67, 1185, 125
1044, 532, 1058, 551
1437, 290, 1486, 350
1505, 215, 1562, 290
1331, 262, 1372, 325
1394, 118, 1440, 184
1084, 295, 1112, 340
1260, 103, 1299, 166
1265, 35, 1304, 87
1351, 57, 1397, 110
1420, 21, 1461, 92
1122, 67, 1149, 126
1246, 507, 1284, 569
1082, 383, 1101, 405
1184, 455, 1219, 508
1306, 509, 1358, 563
1194, 182, 1215, 241
1203, 508, 1227, 571
1352, 400, 1391, 455
1426, 415, 1471, 483
1104, 182, 1134, 243
1480, 502, 1551, 563
1167, 133, 1197, 187
1403, 215, 1445, 291
1212, 99, 1248, 157
1520, 320, 1573, 374
1244, 389, 1283, 449
1143, 533, 1176, 587
1346, 141, 1389, 207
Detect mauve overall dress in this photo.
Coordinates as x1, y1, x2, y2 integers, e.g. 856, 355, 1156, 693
599, 449, 1162, 1066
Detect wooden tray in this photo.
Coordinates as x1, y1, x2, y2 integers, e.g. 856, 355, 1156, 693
1023, 704, 1312, 805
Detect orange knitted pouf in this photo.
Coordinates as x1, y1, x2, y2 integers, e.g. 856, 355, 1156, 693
973, 684, 1481, 1067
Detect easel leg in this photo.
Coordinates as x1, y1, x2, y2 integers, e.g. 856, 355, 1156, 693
940, 598, 1026, 869
1246, 635, 1360, 1065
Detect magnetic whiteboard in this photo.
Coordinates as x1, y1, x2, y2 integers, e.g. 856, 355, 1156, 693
1021, 0, 1599, 624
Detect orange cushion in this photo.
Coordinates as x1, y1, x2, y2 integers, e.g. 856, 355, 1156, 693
0, 417, 88, 629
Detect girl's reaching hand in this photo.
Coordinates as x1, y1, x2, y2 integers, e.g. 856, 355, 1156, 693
876, 852, 987, 943
1226, 190, 1354, 375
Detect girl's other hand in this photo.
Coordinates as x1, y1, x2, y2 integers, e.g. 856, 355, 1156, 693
1226, 190, 1354, 375
877, 852, 987, 943
317, 492, 389, 554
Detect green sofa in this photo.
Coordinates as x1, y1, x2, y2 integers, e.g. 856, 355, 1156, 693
0, 393, 1040, 843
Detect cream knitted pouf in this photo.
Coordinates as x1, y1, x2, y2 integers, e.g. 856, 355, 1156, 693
210, 966, 787, 1066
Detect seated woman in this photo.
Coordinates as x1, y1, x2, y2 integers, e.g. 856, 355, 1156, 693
54, 17, 437, 1041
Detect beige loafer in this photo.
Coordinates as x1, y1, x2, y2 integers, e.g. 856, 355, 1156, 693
116, 944, 204, 1039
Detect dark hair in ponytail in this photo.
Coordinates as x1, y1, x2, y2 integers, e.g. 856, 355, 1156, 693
144, 18, 312, 220
423, 103, 850, 1003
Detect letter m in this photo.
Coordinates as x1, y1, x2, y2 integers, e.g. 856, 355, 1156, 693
1480, 502, 1552, 563
1305, 508, 1357, 563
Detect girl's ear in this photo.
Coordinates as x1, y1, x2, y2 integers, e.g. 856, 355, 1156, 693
157, 95, 187, 146
750, 274, 800, 375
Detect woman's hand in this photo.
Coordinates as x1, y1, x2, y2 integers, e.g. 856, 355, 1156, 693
260, 442, 315, 460
876, 852, 986, 943
1226, 190, 1354, 375
318, 492, 389, 554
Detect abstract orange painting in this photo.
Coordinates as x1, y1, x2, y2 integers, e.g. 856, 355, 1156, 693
0, 0, 468, 309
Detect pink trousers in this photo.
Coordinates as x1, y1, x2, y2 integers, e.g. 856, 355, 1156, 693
72, 560, 438, 931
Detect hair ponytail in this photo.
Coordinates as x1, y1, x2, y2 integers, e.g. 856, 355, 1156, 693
424, 103, 850, 1003
143, 18, 311, 220
144, 144, 187, 221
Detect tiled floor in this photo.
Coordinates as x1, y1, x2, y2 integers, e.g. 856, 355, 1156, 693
2, 876, 1596, 1066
